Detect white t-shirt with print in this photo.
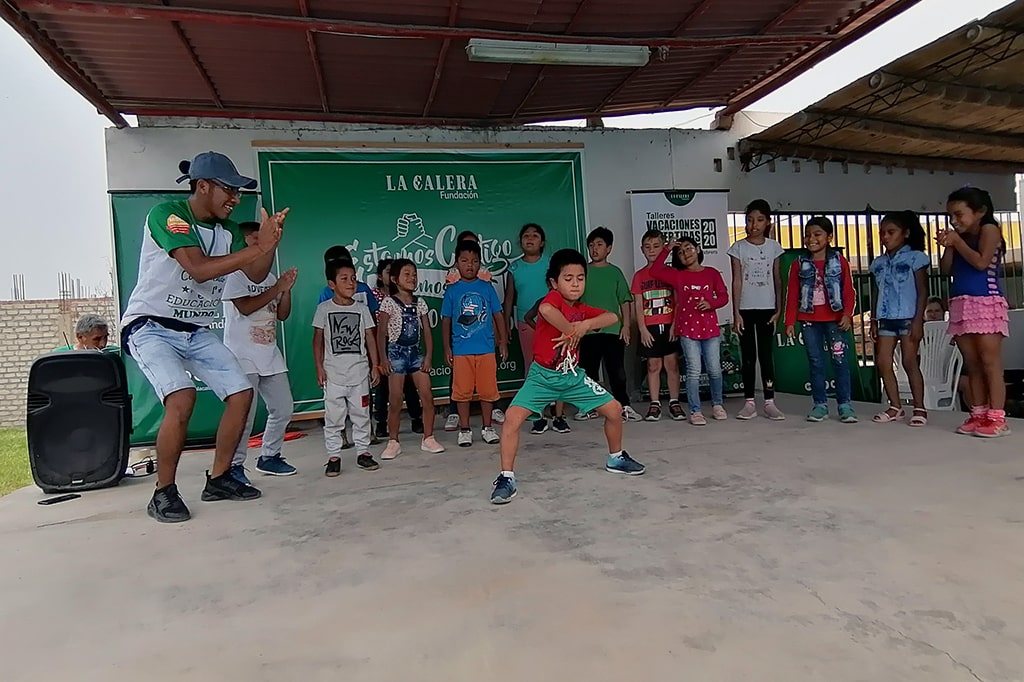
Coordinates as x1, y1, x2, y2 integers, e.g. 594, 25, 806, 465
727, 238, 784, 310
222, 271, 287, 376
312, 299, 375, 387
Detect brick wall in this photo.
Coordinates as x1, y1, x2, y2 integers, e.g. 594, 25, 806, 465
0, 297, 118, 427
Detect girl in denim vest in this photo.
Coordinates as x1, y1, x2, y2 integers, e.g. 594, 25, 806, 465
870, 211, 930, 427
784, 217, 858, 423
939, 187, 1010, 438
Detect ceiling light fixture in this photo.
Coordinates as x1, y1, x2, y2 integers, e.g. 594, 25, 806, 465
466, 39, 651, 67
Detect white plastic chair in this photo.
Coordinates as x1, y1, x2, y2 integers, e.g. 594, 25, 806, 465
893, 320, 962, 410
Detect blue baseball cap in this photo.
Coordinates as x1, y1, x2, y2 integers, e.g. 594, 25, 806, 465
176, 151, 257, 190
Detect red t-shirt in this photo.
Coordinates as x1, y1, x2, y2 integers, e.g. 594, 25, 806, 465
533, 290, 606, 370
783, 255, 856, 326
630, 265, 675, 327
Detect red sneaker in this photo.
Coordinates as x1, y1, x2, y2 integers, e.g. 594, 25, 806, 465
955, 414, 985, 435
974, 418, 1011, 438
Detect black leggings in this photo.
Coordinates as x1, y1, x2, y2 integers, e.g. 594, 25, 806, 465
738, 308, 776, 400
579, 333, 630, 406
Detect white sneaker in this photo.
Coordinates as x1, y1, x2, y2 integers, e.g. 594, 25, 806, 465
420, 436, 445, 453
481, 425, 501, 444
491, 409, 506, 425
573, 410, 597, 421
622, 405, 642, 422
457, 429, 473, 447
444, 414, 460, 432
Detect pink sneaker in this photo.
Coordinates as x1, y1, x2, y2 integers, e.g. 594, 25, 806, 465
688, 412, 707, 426
712, 405, 728, 420
420, 436, 445, 453
974, 418, 1011, 438
956, 414, 985, 435
381, 440, 402, 460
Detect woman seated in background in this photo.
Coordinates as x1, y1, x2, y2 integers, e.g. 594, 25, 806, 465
923, 296, 972, 410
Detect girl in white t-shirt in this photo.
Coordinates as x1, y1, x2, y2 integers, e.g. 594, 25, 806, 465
727, 199, 785, 421
377, 259, 445, 459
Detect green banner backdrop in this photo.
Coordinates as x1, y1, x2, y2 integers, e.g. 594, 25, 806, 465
111, 192, 267, 446
772, 249, 878, 402
256, 148, 588, 415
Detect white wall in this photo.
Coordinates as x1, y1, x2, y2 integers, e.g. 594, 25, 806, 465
106, 115, 1017, 277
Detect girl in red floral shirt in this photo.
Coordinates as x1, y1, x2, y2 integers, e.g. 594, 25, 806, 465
650, 237, 730, 425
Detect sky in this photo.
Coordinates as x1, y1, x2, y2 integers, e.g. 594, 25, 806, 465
0, 0, 1012, 299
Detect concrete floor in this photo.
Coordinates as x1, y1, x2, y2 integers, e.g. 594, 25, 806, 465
2, 395, 1023, 681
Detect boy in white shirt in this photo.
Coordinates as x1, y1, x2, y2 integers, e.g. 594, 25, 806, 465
222, 221, 299, 481
313, 259, 382, 475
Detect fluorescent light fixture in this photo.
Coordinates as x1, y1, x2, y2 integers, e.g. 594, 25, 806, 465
466, 39, 650, 67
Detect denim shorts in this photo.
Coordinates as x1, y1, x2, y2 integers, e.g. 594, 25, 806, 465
387, 343, 424, 375
127, 320, 251, 401
876, 318, 913, 337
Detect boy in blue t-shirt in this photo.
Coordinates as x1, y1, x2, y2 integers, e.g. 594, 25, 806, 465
442, 240, 508, 448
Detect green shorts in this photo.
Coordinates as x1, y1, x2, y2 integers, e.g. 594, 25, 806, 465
511, 362, 614, 416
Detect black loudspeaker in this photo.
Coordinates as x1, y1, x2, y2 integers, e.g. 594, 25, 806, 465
27, 351, 131, 493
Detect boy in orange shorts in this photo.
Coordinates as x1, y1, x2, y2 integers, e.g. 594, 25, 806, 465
442, 240, 508, 447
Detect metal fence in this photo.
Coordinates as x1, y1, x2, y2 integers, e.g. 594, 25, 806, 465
727, 208, 1024, 366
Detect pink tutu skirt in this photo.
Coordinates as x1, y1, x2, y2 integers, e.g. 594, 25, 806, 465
947, 295, 1009, 337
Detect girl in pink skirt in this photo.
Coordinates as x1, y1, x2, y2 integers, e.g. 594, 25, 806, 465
938, 187, 1010, 437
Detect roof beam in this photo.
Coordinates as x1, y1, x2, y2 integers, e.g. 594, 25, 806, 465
738, 139, 1024, 174
805, 109, 1024, 150
660, 0, 815, 109
20, 1, 834, 48
720, 0, 922, 115
0, 0, 128, 126
163, 1, 222, 108
868, 70, 1024, 108
422, 0, 459, 117
597, 0, 727, 115
296, 0, 329, 112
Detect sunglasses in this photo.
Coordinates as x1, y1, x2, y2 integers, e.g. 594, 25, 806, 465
208, 179, 241, 198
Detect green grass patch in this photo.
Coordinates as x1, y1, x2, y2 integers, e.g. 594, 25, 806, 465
0, 429, 31, 496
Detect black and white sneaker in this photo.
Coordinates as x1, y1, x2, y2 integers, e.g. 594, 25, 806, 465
644, 402, 662, 421
147, 484, 191, 523
201, 470, 262, 502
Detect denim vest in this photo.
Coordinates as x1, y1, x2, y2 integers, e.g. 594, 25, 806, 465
797, 250, 843, 314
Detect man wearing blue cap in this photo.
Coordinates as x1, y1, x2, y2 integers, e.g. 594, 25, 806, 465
121, 151, 289, 523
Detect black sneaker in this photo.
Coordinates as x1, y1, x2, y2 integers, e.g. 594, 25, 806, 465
411, 418, 424, 434
644, 402, 662, 422
668, 401, 686, 421
201, 470, 262, 502
325, 456, 342, 477
147, 484, 191, 523
374, 421, 388, 438
357, 453, 380, 471
551, 416, 571, 433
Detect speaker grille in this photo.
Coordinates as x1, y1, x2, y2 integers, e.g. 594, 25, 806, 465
27, 392, 50, 414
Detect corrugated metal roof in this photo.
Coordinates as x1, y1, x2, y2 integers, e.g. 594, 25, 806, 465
1, 0, 923, 127
741, 0, 1024, 173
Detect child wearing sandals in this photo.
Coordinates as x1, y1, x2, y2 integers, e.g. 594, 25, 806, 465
939, 186, 1011, 438
376, 259, 445, 458
869, 211, 930, 427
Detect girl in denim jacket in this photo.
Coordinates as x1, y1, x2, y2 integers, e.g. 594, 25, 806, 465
869, 212, 930, 426
784, 217, 858, 423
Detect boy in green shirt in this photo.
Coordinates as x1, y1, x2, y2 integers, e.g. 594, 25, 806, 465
578, 227, 640, 422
